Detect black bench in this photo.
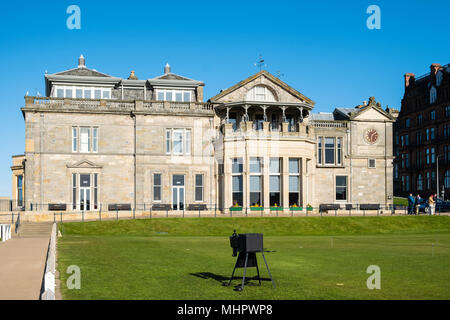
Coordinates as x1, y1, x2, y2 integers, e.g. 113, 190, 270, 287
48, 203, 67, 211
319, 204, 340, 212
152, 204, 171, 211
108, 203, 132, 211
345, 204, 356, 210
359, 204, 380, 211
187, 204, 208, 211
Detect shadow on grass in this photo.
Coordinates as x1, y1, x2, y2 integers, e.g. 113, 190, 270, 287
190, 272, 272, 288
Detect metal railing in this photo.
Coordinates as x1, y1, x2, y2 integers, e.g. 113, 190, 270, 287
6, 203, 443, 224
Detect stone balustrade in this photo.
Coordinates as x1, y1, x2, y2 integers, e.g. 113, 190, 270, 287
24, 96, 214, 115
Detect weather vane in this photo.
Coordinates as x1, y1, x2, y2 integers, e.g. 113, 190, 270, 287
254, 55, 267, 71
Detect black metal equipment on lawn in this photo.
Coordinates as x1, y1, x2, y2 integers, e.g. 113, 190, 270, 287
223, 230, 275, 291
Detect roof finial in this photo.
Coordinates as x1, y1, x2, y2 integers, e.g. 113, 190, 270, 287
78, 54, 86, 68
164, 63, 171, 74
128, 70, 138, 80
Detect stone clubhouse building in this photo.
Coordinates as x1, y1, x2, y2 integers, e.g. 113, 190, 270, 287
11, 56, 395, 214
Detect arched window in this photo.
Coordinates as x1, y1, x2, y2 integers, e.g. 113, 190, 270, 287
417, 174, 423, 191
246, 85, 275, 102
445, 170, 450, 189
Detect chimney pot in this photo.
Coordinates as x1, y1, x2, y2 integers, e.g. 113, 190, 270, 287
78, 54, 86, 68
164, 63, 171, 74
404, 73, 415, 88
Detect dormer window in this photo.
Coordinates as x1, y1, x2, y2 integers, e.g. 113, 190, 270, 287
436, 71, 443, 87
53, 85, 111, 99
156, 89, 192, 102
246, 85, 275, 102
430, 86, 437, 104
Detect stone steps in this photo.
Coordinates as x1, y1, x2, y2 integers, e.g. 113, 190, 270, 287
18, 223, 53, 238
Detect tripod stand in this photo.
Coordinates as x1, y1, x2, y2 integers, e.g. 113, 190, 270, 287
225, 251, 275, 291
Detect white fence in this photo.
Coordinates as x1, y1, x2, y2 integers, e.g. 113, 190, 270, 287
41, 223, 57, 300
0, 224, 11, 241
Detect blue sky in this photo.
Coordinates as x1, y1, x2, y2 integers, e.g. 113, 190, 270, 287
0, 0, 449, 196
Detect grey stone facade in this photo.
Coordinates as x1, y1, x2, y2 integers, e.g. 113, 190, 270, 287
13, 56, 394, 213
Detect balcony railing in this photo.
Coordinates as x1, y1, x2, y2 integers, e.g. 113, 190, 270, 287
24, 97, 214, 114
309, 120, 348, 128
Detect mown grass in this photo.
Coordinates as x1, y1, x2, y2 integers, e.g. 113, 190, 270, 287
59, 216, 450, 237
57, 216, 450, 300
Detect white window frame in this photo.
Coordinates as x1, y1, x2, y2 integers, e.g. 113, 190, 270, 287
165, 128, 191, 155
53, 85, 111, 99
72, 126, 98, 153
335, 175, 348, 202
155, 89, 192, 102
153, 173, 162, 202
194, 174, 204, 202
317, 136, 344, 167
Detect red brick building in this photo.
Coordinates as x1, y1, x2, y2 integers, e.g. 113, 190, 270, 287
394, 63, 450, 198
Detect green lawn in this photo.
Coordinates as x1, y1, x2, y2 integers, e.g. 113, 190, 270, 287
57, 216, 450, 300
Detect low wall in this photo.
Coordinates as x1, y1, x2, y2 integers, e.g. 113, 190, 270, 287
41, 223, 56, 300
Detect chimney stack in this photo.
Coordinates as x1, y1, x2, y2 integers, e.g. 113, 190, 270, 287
164, 63, 171, 74
78, 54, 86, 68
404, 73, 415, 88
128, 70, 138, 80
430, 63, 441, 76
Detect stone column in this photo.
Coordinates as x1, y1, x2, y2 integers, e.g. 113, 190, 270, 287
224, 156, 232, 211
282, 157, 289, 213
263, 156, 270, 213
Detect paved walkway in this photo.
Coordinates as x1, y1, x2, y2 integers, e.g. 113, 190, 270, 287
0, 232, 50, 300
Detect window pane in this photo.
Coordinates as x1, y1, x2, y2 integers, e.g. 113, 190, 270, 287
270, 158, 280, 173
166, 130, 171, 153
250, 176, 261, 192
289, 176, 299, 192
185, 130, 191, 154
325, 137, 335, 164
154, 187, 161, 201
65, 89, 72, 98
92, 128, 98, 152
72, 127, 78, 152
250, 157, 262, 173
103, 91, 110, 99
336, 176, 347, 200
232, 158, 243, 173
80, 174, 91, 187
80, 127, 90, 152
195, 174, 203, 186
289, 159, 299, 173
183, 91, 190, 102
232, 176, 243, 192
195, 187, 203, 201
172, 175, 184, 186
157, 91, 164, 101
173, 131, 183, 153
175, 91, 182, 102
154, 173, 161, 186
57, 89, 64, 98
270, 176, 280, 192
84, 89, 91, 99
166, 91, 173, 101
76, 89, 83, 98
94, 89, 101, 99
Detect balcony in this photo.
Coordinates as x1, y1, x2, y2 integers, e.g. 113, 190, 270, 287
23, 96, 214, 115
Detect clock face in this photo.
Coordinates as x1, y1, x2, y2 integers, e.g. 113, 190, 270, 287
365, 129, 378, 144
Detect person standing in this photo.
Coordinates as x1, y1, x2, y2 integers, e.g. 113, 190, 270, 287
408, 193, 415, 215
415, 194, 421, 215
428, 194, 436, 215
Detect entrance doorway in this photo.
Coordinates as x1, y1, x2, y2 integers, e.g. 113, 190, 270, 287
172, 175, 185, 210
